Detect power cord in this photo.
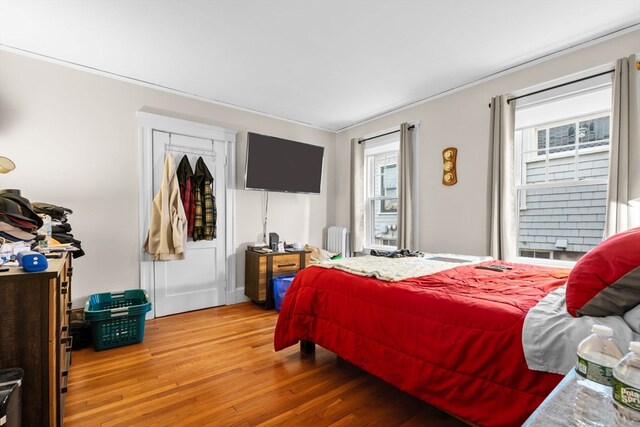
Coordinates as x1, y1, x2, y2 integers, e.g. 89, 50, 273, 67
262, 191, 269, 245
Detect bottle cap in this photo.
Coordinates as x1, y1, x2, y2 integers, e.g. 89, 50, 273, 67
630, 342, 640, 353
592, 324, 613, 336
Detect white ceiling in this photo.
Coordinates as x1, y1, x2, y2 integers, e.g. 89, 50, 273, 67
1, 0, 639, 131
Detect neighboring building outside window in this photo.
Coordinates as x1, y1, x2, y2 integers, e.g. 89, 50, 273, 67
514, 83, 612, 263
379, 163, 398, 213
364, 136, 399, 249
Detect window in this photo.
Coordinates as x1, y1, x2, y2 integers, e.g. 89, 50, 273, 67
514, 84, 612, 263
536, 115, 610, 155
364, 136, 399, 249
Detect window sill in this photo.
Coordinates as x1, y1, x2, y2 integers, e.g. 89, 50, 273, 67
512, 256, 576, 269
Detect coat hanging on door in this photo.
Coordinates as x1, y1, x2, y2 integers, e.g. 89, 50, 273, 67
176, 155, 196, 238
144, 153, 187, 260
193, 156, 217, 241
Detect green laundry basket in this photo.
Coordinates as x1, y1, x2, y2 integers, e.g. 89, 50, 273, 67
84, 290, 152, 351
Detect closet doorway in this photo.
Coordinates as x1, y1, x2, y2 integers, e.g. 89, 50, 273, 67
138, 112, 236, 318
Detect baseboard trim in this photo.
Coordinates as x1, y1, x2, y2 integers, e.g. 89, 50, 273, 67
227, 288, 250, 305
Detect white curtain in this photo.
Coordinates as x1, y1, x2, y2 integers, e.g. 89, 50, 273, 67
604, 54, 640, 237
488, 95, 517, 260
350, 137, 365, 253
397, 123, 415, 249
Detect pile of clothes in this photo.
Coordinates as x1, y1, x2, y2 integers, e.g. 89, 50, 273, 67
369, 248, 425, 258
33, 202, 85, 258
0, 191, 84, 258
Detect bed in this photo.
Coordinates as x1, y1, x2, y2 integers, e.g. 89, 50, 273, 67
274, 231, 640, 427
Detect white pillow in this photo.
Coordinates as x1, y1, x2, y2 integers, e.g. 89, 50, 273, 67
304, 244, 336, 262
623, 303, 640, 335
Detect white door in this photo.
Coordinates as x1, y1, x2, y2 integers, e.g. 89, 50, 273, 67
151, 130, 226, 317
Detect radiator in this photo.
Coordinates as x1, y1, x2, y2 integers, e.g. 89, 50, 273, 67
327, 226, 350, 258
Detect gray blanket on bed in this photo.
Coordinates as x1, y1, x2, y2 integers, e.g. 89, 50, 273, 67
522, 285, 640, 375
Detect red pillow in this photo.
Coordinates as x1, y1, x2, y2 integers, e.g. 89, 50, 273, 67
566, 227, 640, 317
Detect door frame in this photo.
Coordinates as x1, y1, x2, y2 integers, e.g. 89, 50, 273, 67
137, 111, 237, 318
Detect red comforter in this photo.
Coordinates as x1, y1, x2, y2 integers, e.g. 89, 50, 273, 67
274, 261, 570, 427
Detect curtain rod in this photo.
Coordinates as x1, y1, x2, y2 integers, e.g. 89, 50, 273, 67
358, 124, 415, 144
488, 69, 614, 108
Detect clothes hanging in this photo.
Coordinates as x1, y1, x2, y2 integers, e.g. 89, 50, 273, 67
144, 153, 187, 260
176, 155, 195, 238
193, 157, 216, 241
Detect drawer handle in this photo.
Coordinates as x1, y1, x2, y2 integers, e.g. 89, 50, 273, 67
61, 325, 68, 332
61, 386, 67, 394
67, 302, 72, 309
61, 337, 71, 345
277, 263, 296, 268
62, 370, 68, 377
65, 346, 72, 353
61, 280, 69, 289
61, 288, 68, 295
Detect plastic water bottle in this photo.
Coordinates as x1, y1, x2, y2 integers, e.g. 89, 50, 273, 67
574, 324, 623, 426
613, 341, 640, 426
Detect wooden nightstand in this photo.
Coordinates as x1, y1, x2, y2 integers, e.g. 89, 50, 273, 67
244, 249, 311, 309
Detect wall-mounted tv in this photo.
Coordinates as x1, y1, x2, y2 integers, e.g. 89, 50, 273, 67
245, 132, 324, 194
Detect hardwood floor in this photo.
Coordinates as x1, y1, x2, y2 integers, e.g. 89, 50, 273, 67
65, 302, 469, 426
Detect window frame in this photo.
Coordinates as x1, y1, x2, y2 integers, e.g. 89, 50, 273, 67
514, 106, 611, 267
363, 136, 399, 251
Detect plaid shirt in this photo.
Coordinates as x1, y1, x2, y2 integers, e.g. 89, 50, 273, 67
183, 178, 195, 237
193, 181, 204, 241
203, 178, 216, 239
193, 157, 216, 241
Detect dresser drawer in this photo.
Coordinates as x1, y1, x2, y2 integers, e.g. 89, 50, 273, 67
272, 254, 301, 275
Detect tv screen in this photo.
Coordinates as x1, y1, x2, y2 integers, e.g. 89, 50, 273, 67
245, 132, 324, 194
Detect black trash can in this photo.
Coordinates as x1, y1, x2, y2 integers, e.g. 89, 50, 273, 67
70, 308, 92, 350
0, 368, 23, 427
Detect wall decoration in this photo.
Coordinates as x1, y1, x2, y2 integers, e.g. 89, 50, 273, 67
442, 147, 458, 186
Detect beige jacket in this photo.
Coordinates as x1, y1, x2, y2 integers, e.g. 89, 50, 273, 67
144, 153, 187, 260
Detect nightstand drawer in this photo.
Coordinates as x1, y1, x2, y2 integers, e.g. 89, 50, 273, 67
272, 254, 301, 275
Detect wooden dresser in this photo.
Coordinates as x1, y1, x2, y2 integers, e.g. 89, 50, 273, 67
245, 249, 310, 309
0, 253, 72, 427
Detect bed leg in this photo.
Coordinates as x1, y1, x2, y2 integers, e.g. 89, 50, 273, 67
300, 340, 315, 354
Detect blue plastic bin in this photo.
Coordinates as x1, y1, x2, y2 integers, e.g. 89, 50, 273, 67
273, 274, 296, 311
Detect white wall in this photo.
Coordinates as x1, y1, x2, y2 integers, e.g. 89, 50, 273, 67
0, 50, 336, 307
335, 29, 640, 256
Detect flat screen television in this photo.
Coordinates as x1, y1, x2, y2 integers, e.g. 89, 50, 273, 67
245, 132, 324, 194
